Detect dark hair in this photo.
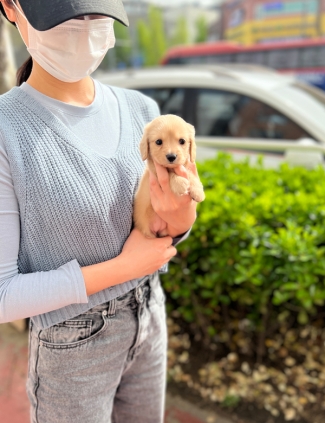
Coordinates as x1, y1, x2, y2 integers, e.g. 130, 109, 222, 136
0, 0, 33, 86
16, 56, 33, 86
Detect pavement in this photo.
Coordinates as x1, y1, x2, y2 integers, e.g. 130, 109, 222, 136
0, 322, 233, 423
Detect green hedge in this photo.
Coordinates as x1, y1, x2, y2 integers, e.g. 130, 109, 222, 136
161, 153, 325, 357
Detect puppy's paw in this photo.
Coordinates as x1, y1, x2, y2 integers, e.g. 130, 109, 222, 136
170, 176, 190, 196
143, 229, 157, 238
157, 228, 169, 238
190, 186, 205, 203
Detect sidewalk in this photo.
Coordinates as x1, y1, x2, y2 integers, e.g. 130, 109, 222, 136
0, 322, 233, 423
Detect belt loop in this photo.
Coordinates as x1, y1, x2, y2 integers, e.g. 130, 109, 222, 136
107, 299, 116, 317
148, 272, 157, 290
135, 285, 144, 304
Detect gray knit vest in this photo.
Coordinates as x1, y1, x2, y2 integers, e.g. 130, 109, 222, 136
0, 85, 159, 329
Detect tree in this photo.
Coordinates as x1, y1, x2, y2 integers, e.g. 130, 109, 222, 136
137, 19, 154, 67
195, 15, 208, 43
170, 16, 189, 47
0, 16, 16, 94
169, 16, 189, 47
137, 5, 167, 67
114, 21, 132, 67
148, 5, 167, 64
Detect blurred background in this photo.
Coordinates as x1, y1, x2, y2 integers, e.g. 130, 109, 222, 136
1, 2, 325, 423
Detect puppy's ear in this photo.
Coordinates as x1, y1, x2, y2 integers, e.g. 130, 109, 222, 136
188, 123, 196, 163
139, 123, 150, 161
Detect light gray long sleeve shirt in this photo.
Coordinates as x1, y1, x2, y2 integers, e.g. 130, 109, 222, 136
0, 79, 120, 281
0, 80, 188, 328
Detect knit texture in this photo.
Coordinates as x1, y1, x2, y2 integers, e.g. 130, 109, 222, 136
0, 85, 160, 329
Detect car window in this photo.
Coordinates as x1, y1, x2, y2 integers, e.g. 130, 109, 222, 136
235, 51, 268, 66
139, 88, 185, 115
204, 54, 234, 64
196, 89, 241, 136
266, 48, 300, 69
236, 52, 254, 63
187, 55, 209, 64
196, 89, 310, 140
251, 51, 267, 65
300, 46, 325, 68
165, 58, 184, 65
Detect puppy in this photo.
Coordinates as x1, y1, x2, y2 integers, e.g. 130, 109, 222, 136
133, 114, 205, 238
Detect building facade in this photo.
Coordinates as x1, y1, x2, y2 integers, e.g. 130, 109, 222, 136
221, 0, 325, 45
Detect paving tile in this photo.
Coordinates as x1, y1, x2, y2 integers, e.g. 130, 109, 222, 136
0, 324, 29, 423
165, 405, 206, 423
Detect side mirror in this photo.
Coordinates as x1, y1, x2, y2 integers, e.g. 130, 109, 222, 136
284, 138, 324, 169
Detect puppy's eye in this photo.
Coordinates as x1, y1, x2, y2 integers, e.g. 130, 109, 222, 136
156, 139, 163, 146
179, 138, 186, 145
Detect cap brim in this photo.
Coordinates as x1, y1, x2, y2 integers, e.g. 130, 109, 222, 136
19, 0, 129, 31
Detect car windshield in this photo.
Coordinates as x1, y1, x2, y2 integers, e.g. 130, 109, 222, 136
274, 83, 325, 125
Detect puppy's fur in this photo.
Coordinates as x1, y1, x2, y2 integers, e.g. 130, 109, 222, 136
133, 114, 205, 238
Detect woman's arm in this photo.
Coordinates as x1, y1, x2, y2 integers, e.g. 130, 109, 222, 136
0, 141, 176, 323
82, 229, 176, 296
0, 140, 89, 323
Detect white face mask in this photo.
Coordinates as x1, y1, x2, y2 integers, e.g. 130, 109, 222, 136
14, 3, 116, 83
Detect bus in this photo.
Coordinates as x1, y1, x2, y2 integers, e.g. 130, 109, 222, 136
161, 39, 325, 91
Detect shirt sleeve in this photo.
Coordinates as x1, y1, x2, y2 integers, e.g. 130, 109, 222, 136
158, 228, 192, 274
0, 135, 88, 324
172, 228, 191, 246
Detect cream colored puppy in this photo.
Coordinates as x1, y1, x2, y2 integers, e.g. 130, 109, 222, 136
133, 114, 205, 238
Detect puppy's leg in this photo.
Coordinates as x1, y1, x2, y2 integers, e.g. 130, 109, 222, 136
134, 206, 158, 238
188, 172, 205, 202
134, 170, 158, 238
169, 172, 190, 196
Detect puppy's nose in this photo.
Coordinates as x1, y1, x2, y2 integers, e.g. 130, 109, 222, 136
166, 154, 177, 163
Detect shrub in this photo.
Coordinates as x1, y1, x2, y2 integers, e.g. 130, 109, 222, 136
161, 153, 325, 360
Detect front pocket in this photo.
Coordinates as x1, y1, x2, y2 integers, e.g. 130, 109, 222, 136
39, 315, 108, 349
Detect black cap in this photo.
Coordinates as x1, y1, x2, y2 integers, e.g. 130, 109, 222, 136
18, 0, 129, 31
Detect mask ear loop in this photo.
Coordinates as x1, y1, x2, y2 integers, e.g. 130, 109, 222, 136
10, 0, 29, 45
11, 0, 27, 25
12, 1, 24, 16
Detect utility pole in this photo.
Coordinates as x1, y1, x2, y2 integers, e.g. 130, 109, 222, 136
0, 16, 16, 94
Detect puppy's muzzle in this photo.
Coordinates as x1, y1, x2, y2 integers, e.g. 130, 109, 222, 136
166, 154, 177, 163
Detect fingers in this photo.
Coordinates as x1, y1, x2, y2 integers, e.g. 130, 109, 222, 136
153, 161, 171, 192
163, 237, 177, 257
166, 244, 177, 260
149, 170, 158, 187
169, 246, 177, 256
149, 171, 162, 198
160, 235, 173, 247
173, 165, 188, 179
187, 162, 199, 177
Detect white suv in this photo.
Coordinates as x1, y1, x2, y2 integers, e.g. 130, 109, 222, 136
96, 64, 325, 167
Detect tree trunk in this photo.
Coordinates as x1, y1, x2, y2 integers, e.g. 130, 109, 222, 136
0, 15, 16, 95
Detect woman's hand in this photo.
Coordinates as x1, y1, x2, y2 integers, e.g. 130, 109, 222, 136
82, 228, 176, 296
149, 162, 198, 238
120, 228, 177, 279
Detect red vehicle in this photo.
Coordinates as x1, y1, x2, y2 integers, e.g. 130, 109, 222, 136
161, 39, 325, 91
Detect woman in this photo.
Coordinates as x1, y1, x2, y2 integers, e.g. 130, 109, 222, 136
0, 1, 198, 422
